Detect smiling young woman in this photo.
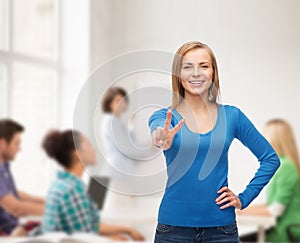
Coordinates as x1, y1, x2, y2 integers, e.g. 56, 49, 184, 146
148, 41, 280, 243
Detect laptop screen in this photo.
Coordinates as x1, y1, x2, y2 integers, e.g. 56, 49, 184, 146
87, 176, 110, 210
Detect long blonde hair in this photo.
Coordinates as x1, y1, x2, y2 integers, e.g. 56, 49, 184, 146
265, 119, 300, 174
171, 41, 220, 108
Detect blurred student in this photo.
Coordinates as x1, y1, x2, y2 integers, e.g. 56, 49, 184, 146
0, 119, 44, 236
101, 86, 155, 199
42, 129, 145, 241
239, 119, 300, 242
101, 87, 144, 176
101, 87, 133, 175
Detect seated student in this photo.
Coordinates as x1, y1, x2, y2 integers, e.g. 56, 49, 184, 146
0, 119, 44, 236
239, 119, 300, 242
42, 129, 145, 241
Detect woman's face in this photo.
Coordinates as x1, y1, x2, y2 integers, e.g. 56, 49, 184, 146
111, 94, 128, 115
180, 48, 213, 98
77, 135, 97, 166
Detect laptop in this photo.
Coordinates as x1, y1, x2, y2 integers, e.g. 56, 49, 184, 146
87, 176, 110, 210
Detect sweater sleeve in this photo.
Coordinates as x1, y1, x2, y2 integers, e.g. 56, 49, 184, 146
148, 108, 173, 133
235, 108, 280, 209
269, 159, 298, 206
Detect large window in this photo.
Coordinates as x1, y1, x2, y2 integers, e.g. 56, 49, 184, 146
12, 0, 55, 59
0, 0, 59, 196
0, 65, 5, 117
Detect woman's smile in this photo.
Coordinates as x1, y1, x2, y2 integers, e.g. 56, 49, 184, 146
188, 80, 205, 87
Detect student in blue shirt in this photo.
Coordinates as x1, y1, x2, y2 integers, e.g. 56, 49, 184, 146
42, 129, 144, 241
148, 41, 280, 242
0, 119, 44, 236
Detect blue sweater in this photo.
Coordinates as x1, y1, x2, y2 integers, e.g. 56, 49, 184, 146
148, 104, 280, 227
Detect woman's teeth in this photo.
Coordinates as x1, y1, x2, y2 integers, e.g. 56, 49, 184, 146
189, 81, 204, 85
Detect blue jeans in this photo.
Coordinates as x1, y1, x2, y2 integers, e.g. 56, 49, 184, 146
154, 222, 239, 243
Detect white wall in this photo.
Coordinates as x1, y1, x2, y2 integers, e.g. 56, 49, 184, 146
89, 0, 300, 203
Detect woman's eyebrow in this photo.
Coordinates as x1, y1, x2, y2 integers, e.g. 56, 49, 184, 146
182, 61, 210, 65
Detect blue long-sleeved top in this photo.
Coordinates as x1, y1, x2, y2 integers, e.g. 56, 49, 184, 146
148, 104, 280, 227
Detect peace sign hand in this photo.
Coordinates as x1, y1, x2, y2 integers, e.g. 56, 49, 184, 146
152, 110, 185, 150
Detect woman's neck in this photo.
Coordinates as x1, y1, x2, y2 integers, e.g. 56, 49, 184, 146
67, 159, 84, 178
182, 92, 212, 112
112, 110, 121, 118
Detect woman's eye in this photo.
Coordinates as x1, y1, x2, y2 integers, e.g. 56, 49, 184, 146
201, 66, 208, 68
183, 66, 191, 70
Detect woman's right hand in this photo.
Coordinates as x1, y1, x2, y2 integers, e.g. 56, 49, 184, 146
152, 110, 185, 150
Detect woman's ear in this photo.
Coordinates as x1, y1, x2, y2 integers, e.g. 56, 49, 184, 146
71, 149, 80, 163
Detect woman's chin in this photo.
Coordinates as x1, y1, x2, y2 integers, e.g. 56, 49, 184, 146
185, 88, 209, 97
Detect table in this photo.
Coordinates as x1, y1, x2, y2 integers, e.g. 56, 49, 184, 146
237, 214, 276, 242
19, 205, 276, 242
101, 209, 276, 243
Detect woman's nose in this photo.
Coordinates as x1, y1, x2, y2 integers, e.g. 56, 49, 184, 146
192, 67, 201, 77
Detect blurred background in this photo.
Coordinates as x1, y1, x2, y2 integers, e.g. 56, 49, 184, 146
0, 0, 300, 240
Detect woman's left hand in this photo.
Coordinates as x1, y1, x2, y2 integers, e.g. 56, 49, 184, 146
215, 186, 242, 210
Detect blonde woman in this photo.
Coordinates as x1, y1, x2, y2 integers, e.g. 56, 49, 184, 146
240, 119, 300, 242
148, 41, 280, 242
